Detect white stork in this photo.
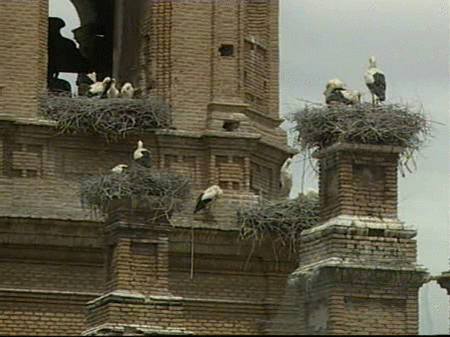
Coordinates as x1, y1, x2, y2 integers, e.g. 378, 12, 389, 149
280, 157, 293, 196
87, 72, 97, 83
324, 79, 361, 105
111, 164, 129, 174
107, 78, 120, 98
120, 82, 136, 99
133, 140, 152, 168
323, 78, 346, 97
87, 76, 111, 98
364, 56, 386, 104
193, 185, 224, 214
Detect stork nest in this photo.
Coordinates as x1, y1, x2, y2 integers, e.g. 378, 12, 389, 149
80, 165, 192, 217
290, 102, 431, 154
40, 94, 173, 140
237, 192, 320, 253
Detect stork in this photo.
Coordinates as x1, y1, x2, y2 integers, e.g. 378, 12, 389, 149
364, 56, 386, 105
323, 79, 361, 105
107, 78, 120, 98
280, 157, 293, 197
87, 72, 97, 83
87, 76, 111, 98
326, 88, 361, 105
323, 78, 346, 97
193, 185, 224, 214
111, 164, 129, 174
133, 140, 152, 168
120, 82, 136, 99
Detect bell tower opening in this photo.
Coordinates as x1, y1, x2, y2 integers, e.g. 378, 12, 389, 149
48, 0, 115, 96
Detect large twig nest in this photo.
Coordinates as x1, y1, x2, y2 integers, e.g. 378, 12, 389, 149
290, 102, 431, 153
237, 191, 320, 253
289, 102, 432, 176
80, 165, 192, 218
40, 94, 173, 139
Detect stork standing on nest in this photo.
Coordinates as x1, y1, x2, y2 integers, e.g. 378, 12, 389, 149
133, 140, 152, 168
364, 56, 386, 105
193, 185, 223, 214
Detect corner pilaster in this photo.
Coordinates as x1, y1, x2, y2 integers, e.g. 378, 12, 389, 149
83, 201, 190, 335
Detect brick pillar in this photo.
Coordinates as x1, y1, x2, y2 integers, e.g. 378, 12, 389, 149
0, 0, 48, 119
83, 200, 189, 336
317, 143, 401, 223
283, 143, 430, 335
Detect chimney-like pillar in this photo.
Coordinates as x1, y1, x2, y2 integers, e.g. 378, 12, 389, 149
283, 143, 430, 335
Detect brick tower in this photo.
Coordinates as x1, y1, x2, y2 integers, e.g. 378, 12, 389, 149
281, 143, 430, 335
0, 1, 298, 335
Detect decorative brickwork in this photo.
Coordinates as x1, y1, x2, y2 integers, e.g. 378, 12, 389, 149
273, 142, 430, 335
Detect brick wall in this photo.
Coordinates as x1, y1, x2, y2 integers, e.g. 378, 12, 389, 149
167, 228, 297, 335
316, 143, 403, 222
0, 290, 94, 336
0, 1, 303, 335
0, 0, 47, 119
298, 228, 418, 268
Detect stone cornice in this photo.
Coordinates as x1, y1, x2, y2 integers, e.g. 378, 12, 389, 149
301, 215, 417, 241
82, 323, 191, 336
313, 142, 406, 159
290, 257, 430, 288
433, 271, 450, 293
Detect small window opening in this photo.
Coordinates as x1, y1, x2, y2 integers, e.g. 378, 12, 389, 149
368, 228, 385, 237
219, 44, 234, 57
223, 121, 240, 132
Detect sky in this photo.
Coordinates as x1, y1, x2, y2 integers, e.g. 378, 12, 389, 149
51, 0, 450, 334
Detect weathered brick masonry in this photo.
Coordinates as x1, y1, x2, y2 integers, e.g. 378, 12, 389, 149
0, 0, 429, 335
271, 143, 429, 335
0, 0, 300, 335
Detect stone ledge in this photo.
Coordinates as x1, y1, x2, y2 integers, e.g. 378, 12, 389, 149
313, 142, 406, 158
0, 287, 100, 304
0, 116, 57, 127
82, 323, 191, 336
301, 215, 416, 241
433, 270, 450, 293
292, 257, 428, 275
289, 257, 430, 289
86, 290, 183, 308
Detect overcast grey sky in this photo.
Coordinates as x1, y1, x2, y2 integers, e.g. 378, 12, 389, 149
51, 0, 449, 334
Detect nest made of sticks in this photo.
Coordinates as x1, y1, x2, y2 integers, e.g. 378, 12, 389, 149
80, 165, 192, 217
290, 102, 431, 154
237, 192, 320, 253
40, 94, 173, 139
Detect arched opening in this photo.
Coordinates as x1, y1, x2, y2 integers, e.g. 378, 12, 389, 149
48, 0, 146, 97
48, 0, 114, 96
